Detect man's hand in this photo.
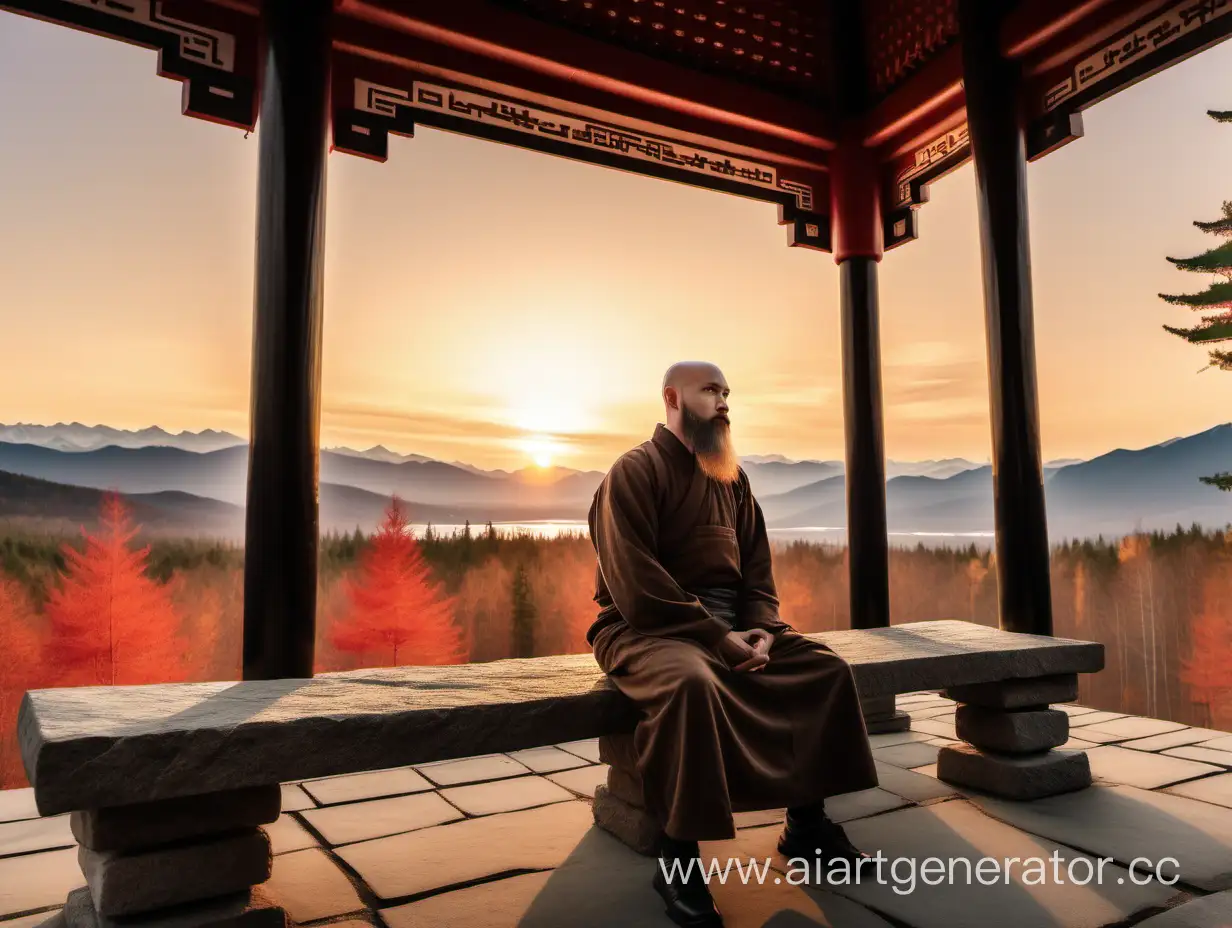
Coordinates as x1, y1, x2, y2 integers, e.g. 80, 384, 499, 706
718, 629, 774, 672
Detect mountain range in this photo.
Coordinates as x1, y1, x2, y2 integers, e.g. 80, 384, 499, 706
0, 422, 1228, 542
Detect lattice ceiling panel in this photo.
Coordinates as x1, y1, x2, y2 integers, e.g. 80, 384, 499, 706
497, 0, 832, 103
862, 0, 959, 97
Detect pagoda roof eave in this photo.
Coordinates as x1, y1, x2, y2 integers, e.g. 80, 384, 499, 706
334, 0, 837, 154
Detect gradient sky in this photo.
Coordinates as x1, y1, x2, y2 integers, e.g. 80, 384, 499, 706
2, 14, 1231, 473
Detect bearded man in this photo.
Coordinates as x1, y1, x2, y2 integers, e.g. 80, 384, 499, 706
586, 361, 879, 927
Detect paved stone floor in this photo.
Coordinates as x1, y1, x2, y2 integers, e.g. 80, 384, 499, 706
4, 693, 1232, 928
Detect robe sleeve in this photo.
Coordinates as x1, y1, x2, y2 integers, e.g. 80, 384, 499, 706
734, 468, 793, 635
590, 454, 733, 649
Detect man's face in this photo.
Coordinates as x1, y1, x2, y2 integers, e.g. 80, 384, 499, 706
678, 376, 739, 482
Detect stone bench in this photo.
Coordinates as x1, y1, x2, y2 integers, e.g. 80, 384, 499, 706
16, 619, 1103, 928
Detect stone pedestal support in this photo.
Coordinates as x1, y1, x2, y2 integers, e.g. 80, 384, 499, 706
594, 733, 662, 855
860, 693, 911, 733
936, 674, 1091, 800
58, 786, 285, 928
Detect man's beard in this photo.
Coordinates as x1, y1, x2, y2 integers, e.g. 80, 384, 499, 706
681, 402, 740, 484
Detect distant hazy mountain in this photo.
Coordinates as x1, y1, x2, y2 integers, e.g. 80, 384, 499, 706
0, 423, 245, 454
324, 444, 435, 465
763, 423, 1232, 541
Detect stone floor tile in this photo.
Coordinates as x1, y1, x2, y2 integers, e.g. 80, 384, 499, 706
514, 824, 897, 928
1066, 711, 1130, 728
1133, 888, 1232, 926
1059, 728, 1137, 745
0, 816, 74, 857
1056, 705, 1101, 717
0, 791, 39, 825
381, 871, 553, 928
300, 767, 433, 805
440, 776, 575, 816
734, 809, 785, 830
1196, 735, 1232, 753
0, 848, 84, 917
1121, 729, 1228, 752
867, 730, 933, 750
742, 799, 1176, 928
1060, 737, 1099, 751
873, 740, 943, 769
414, 754, 530, 787
965, 783, 1232, 892
337, 801, 592, 900
261, 848, 365, 923
1161, 746, 1232, 767
507, 747, 591, 774
872, 761, 957, 802
1164, 773, 1232, 809
545, 764, 608, 799
555, 739, 602, 763
1072, 717, 1188, 740
262, 814, 318, 855
1087, 745, 1224, 789
302, 792, 463, 846
0, 912, 62, 928
824, 788, 911, 823
905, 705, 961, 720
910, 718, 958, 740
280, 784, 315, 812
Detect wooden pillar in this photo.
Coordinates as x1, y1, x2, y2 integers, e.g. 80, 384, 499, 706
832, 137, 890, 630
958, 0, 1053, 636
242, 0, 332, 680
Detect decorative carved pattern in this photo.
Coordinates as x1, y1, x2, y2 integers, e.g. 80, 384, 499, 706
3, 0, 256, 128
1043, 0, 1232, 112
891, 122, 968, 209
863, 0, 959, 97
332, 74, 828, 250
1027, 0, 1232, 159
493, 0, 830, 102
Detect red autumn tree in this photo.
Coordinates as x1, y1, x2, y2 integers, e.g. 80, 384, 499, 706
1181, 608, 1232, 728
328, 496, 464, 667
0, 575, 41, 788
45, 492, 185, 686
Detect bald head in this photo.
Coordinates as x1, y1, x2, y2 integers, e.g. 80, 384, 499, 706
662, 361, 726, 395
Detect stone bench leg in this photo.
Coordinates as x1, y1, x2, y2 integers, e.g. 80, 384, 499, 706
61, 785, 286, 928
860, 693, 910, 733
936, 674, 1092, 800
593, 733, 663, 855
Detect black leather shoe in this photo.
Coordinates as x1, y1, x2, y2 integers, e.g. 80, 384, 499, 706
777, 812, 871, 866
652, 863, 724, 928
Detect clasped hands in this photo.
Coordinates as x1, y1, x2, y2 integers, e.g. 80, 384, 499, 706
717, 629, 773, 672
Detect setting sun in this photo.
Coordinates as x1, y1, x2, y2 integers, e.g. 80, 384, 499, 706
518, 434, 561, 469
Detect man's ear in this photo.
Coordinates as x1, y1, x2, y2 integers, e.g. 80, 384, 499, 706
664, 386, 678, 410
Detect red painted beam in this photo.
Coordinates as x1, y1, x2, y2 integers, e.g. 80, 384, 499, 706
1004, 0, 1163, 76
333, 0, 835, 151
861, 43, 963, 151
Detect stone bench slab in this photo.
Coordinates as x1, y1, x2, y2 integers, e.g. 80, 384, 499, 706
18, 620, 1102, 815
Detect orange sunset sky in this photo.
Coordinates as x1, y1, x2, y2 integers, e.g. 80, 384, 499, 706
1, 14, 1231, 473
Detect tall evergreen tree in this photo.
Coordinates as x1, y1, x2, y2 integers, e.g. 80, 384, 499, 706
329, 496, 463, 667
510, 561, 536, 658
1160, 108, 1232, 491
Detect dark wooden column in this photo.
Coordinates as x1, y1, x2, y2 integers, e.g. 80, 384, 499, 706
958, 0, 1053, 636
243, 0, 332, 680
832, 138, 890, 630
829, 1, 889, 630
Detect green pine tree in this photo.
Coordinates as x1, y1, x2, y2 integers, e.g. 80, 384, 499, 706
511, 562, 536, 658
1160, 108, 1232, 492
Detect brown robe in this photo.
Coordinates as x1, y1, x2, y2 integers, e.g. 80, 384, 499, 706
586, 423, 878, 841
